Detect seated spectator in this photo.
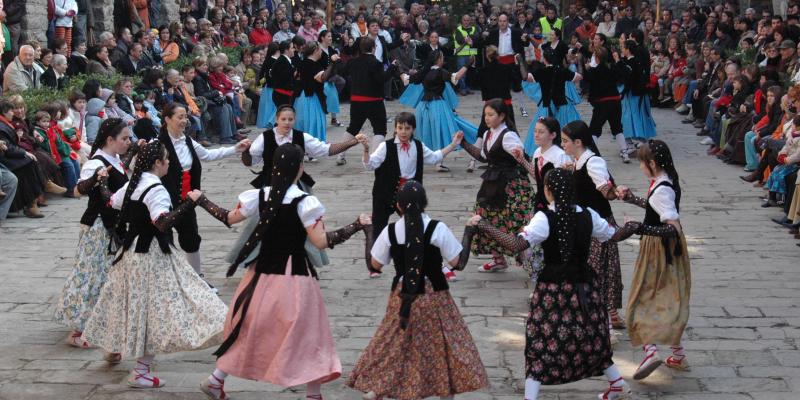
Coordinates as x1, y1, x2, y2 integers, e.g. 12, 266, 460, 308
0, 100, 46, 218
84, 98, 106, 145
67, 40, 89, 76
191, 56, 240, 144
86, 45, 117, 78
249, 17, 272, 46
99, 88, 136, 127
158, 25, 181, 64
3, 45, 41, 93
41, 54, 69, 90
34, 106, 80, 199
115, 78, 137, 116
115, 42, 146, 76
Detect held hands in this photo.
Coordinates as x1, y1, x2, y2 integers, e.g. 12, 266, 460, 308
96, 165, 112, 180
510, 147, 525, 162
358, 213, 372, 226
187, 190, 203, 202
615, 185, 631, 200
562, 161, 575, 171
451, 131, 464, 146
467, 214, 482, 226
235, 139, 253, 152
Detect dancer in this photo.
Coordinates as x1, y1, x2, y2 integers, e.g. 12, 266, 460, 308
475, 46, 516, 143
256, 42, 280, 129
157, 103, 251, 290
319, 30, 345, 127
583, 46, 630, 163
619, 39, 657, 146
338, 36, 398, 165
363, 112, 463, 278
614, 139, 691, 380
522, 49, 582, 156
411, 49, 478, 172
348, 180, 488, 400
466, 168, 631, 400
520, 117, 570, 212
199, 143, 371, 400
560, 120, 626, 337
271, 40, 297, 109
83, 140, 228, 388
458, 99, 534, 273
294, 41, 339, 142
53, 119, 132, 355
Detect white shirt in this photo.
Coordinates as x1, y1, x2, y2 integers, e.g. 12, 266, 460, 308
575, 149, 612, 189
111, 172, 172, 221
519, 205, 616, 245
371, 214, 462, 266
236, 184, 325, 227
481, 124, 523, 158
532, 144, 570, 173
169, 133, 237, 171
498, 28, 513, 56
79, 149, 126, 181
364, 138, 443, 178
248, 130, 331, 166
373, 35, 384, 62
648, 173, 680, 221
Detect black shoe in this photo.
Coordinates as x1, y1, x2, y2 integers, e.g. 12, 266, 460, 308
773, 217, 791, 225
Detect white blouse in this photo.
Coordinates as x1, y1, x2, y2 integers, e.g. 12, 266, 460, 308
363, 138, 443, 179
79, 149, 126, 181
648, 173, 680, 222
519, 205, 616, 245
481, 123, 523, 159
111, 172, 172, 221
575, 149, 612, 189
532, 145, 571, 170
371, 214, 462, 266
236, 184, 325, 227
248, 130, 331, 166
169, 133, 237, 171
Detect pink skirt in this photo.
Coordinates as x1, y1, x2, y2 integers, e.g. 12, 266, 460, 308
216, 260, 341, 387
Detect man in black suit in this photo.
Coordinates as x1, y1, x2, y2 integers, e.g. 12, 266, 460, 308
345, 17, 406, 100
481, 12, 526, 91
114, 43, 144, 76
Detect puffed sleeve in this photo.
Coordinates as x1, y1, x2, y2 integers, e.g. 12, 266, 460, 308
518, 211, 550, 245
296, 195, 326, 227
143, 186, 173, 221
79, 159, 106, 181
110, 183, 130, 210
248, 134, 265, 166
649, 186, 680, 221
588, 207, 615, 242
431, 221, 462, 262
501, 130, 524, 155
236, 189, 263, 219
586, 156, 611, 189
370, 226, 392, 266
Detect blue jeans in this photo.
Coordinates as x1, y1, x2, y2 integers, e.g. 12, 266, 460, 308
208, 103, 236, 140
455, 55, 471, 92
0, 164, 18, 220
60, 158, 80, 193
744, 131, 759, 171
704, 98, 720, 132
683, 80, 698, 105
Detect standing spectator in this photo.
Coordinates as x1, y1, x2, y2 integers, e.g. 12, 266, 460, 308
74, 0, 93, 46
2, 0, 24, 66
575, 18, 597, 43
42, 54, 69, 90
562, 4, 583, 40
133, 0, 149, 31
3, 45, 41, 93
453, 14, 479, 95
615, 6, 640, 38
538, 4, 562, 39
54, 0, 78, 55
597, 11, 616, 38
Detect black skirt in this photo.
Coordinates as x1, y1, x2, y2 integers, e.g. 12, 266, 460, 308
10, 162, 45, 212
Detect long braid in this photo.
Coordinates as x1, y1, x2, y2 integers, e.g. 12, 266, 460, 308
544, 168, 577, 264
648, 139, 681, 210
114, 140, 166, 239
396, 180, 427, 329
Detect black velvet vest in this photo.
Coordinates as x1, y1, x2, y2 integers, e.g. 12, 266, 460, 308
254, 190, 317, 278
80, 155, 129, 230
644, 181, 676, 226
373, 138, 423, 204
573, 156, 613, 219
159, 132, 201, 207
251, 129, 314, 188
117, 183, 172, 263
478, 129, 524, 207
538, 209, 593, 283
387, 220, 448, 292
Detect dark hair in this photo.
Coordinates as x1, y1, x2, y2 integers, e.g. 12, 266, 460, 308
395, 112, 416, 129
52, 37, 67, 51
86, 45, 104, 62
68, 89, 87, 105
367, 16, 380, 27
536, 116, 562, 146
278, 40, 292, 53
637, 140, 681, 208
543, 168, 577, 264
302, 41, 319, 58
33, 110, 50, 124
291, 35, 306, 49
561, 120, 601, 156
484, 98, 517, 132
360, 36, 376, 53
0, 99, 14, 115
318, 29, 331, 42
160, 103, 187, 136
91, 118, 128, 157
275, 105, 295, 118
395, 180, 428, 329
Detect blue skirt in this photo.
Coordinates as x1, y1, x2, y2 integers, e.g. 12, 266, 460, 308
522, 81, 582, 155
621, 93, 657, 140
400, 83, 460, 110
256, 87, 276, 129
416, 99, 478, 151
324, 81, 340, 114
294, 93, 327, 141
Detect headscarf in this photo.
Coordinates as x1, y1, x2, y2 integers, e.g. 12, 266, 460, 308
215, 143, 305, 357
395, 180, 427, 329
647, 139, 681, 209
543, 168, 577, 265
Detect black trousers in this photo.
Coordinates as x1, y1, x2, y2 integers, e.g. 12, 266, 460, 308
272, 91, 294, 109
589, 100, 623, 137
347, 100, 387, 136
477, 101, 516, 140
171, 207, 201, 253
370, 196, 396, 273
785, 171, 797, 215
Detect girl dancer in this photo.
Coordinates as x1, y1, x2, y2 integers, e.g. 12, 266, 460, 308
363, 112, 463, 278
475, 46, 515, 143
467, 168, 631, 400
294, 41, 339, 142
348, 181, 488, 400
458, 99, 534, 273
256, 42, 280, 129
614, 140, 691, 380
560, 121, 626, 334
157, 103, 251, 289
53, 119, 132, 354
521, 117, 571, 212
199, 143, 371, 400
620, 40, 657, 146
83, 140, 228, 388
583, 46, 630, 163
271, 40, 297, 109
522, 50, 583, 156
411, 50, 478, 172
319, 30, 345, 127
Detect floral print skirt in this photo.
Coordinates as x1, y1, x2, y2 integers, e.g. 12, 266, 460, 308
472, 176, 535, 257
347, 284, 488, 400
53, 220, 115, 332
526, 280, 613, 384
83, 246, 227, 359
588, 216, 623, 310
627, 233, 691, 347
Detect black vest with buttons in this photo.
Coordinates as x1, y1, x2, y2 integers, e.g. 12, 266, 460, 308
387, 220, 448, 293
254, 189, 317, 278
373, 138, 423, 204
117, 183, 173, 263
159, 132, 201, 207
644, 181, 677, 226
478, 129, 525, 207
537, 208, 593, 283
251, 129, 314, 189
573, 155, 613, 219
80, 155, 129, 230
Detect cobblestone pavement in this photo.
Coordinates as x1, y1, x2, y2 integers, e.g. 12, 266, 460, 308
1, 92, 799, 400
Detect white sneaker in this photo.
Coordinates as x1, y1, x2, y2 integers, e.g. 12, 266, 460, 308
700, 137, 714, 145
620, 151, 630, 164
336, 155, 347, 166
633, 352, 663, 380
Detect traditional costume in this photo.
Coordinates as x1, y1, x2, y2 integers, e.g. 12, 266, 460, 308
412, 67, 478, 150
294, 58, 331, 141
256, 54, 279, 129
621, 53, 656, 141
522, 66, 581, 156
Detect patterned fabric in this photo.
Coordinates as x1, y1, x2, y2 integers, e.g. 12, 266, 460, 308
472, 176, 535, 256
53, 220, 114, 332
347, 285, 488, 400
626, 233, 691, 347
766, 164, 799, 194
83, 248, 227, 358
526, 280, 613, 384
588, 216, 623, 310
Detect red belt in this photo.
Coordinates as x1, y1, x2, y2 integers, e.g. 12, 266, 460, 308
486, 99, 513, 106
351, 95, 383, 102
397, 177, 408, 191
274, 88, 294, 96
498, 55, 515, 64
180, 171, 192, 200
594, 95, 622, 102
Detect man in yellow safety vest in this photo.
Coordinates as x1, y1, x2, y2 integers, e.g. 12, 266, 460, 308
538, 4, 562, 40
453, 14, 479, 95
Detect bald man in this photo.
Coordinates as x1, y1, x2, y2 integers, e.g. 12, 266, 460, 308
3, 45, 41, 93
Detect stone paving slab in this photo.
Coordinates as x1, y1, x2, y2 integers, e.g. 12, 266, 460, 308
1, 92, 799, 399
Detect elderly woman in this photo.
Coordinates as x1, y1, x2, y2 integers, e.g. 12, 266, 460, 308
42, 54, 70, 90
86, 46, 117, 78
